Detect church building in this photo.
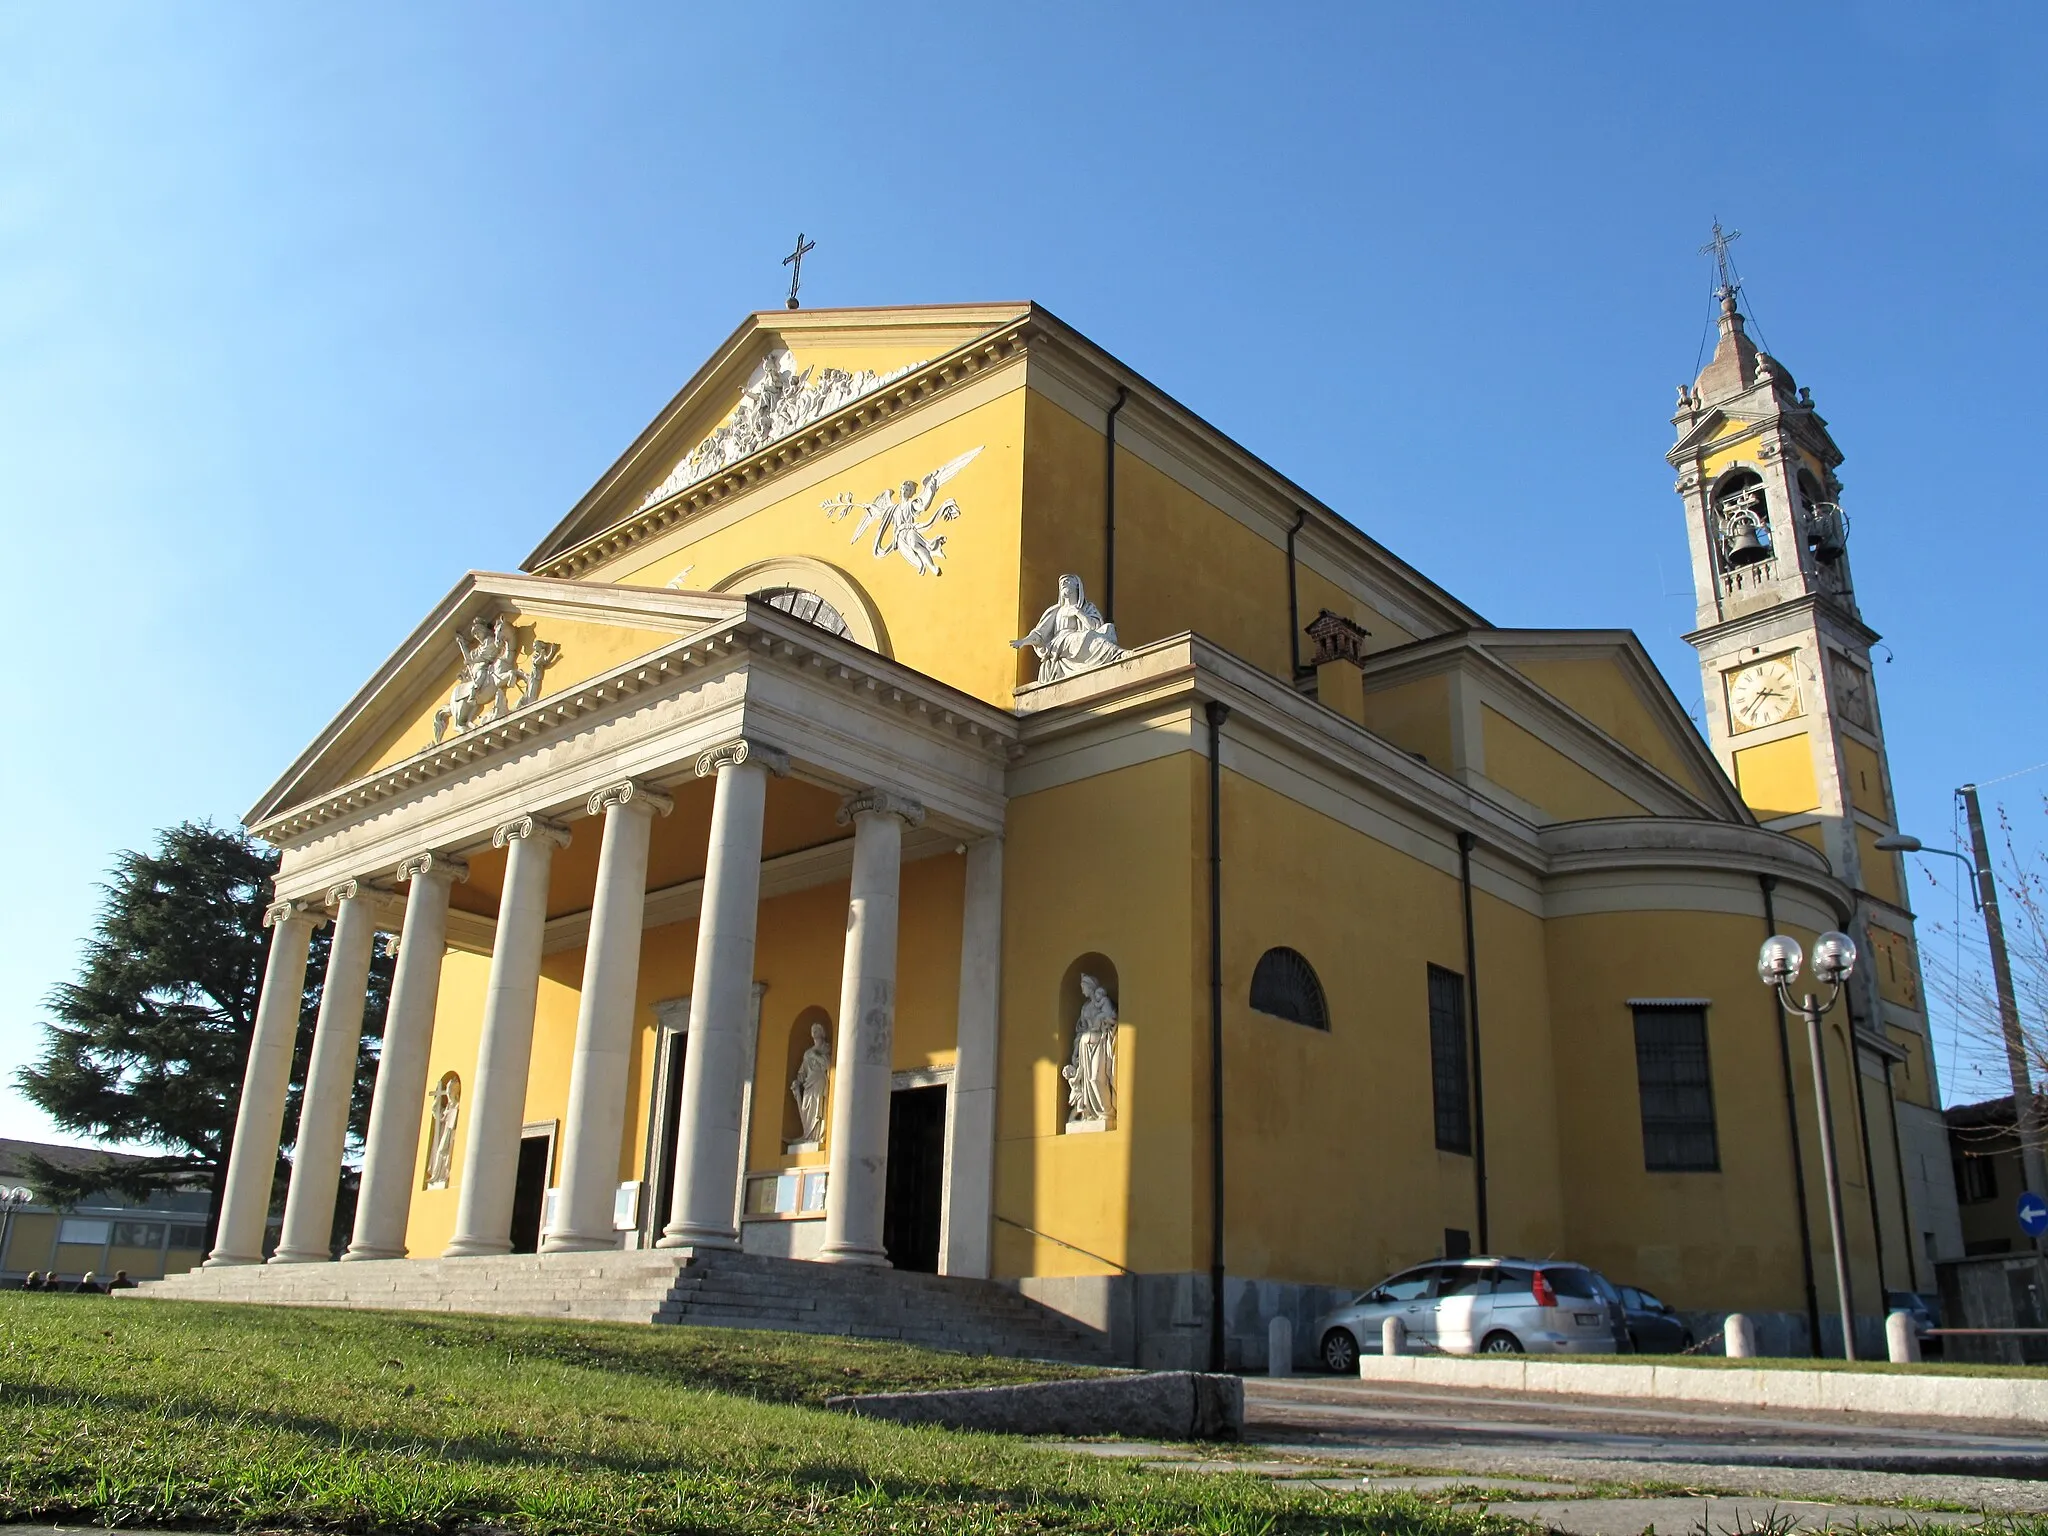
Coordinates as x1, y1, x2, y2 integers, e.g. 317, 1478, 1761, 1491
195, 291, 1961, 1363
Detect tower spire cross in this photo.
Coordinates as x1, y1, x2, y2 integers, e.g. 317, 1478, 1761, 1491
782, 232, 817, 310
1699, 219, 1743, 303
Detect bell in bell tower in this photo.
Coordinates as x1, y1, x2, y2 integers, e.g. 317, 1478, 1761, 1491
1670, 224, 1960, 1282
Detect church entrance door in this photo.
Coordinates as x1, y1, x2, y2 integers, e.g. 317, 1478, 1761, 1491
509, 1130, 554, 1253
645, 1030, 688, 1243
883, 1085, 946, 1273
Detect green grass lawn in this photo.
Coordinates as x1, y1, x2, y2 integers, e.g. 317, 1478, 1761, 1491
0, 1293, 1513, 1536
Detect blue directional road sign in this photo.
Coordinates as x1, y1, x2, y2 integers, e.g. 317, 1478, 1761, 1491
2019, 1191, 2048, 1237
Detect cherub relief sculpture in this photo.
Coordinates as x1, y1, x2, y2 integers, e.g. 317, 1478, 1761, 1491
433, 616, 561, 744
788, 1021, 832, 1150
1013, 574, 1127, 684
1062, 973, 1117, 1128
822, 447, 982, 577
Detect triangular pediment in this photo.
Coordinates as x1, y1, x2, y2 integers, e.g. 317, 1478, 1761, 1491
523, 303, 1032, 572
247, 574, 746, 826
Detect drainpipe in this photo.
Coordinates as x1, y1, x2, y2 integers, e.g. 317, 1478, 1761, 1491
1761, 874, 1825, 1356
1103, 387, 1128, 623
1846, 1023, 1891, 1297
1881, 1059, 1921, 1291
1285, 509, 1308, 680
1206, 699, 1230, 1373
1458, 831, 1489, 1254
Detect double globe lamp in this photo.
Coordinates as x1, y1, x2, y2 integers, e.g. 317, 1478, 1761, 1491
1757, 928, 1862, 1359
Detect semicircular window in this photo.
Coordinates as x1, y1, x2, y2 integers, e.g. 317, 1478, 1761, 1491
755, 586, 853, 640
1250, 947, 1328, 1031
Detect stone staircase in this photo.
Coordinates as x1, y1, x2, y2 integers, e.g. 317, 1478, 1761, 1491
125, 1248, 1113, 1363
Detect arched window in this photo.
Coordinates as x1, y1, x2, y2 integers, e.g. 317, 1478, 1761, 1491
1250, 947, 1328, 1031
755, 586, 853, 639
1712, 470, 1771, 568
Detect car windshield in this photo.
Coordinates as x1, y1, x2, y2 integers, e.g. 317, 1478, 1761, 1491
1635, 1288, 1665, 1312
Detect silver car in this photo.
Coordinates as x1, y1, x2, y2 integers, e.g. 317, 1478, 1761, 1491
1313, 1257, 1630, 1371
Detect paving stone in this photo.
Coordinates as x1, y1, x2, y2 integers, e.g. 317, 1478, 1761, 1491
1480, 1498, 1983, 1535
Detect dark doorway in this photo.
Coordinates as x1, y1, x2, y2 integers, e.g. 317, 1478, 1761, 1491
646, 1031, 688, 1241
883, 1085, 947, 1273
509, 1133, 552, 1254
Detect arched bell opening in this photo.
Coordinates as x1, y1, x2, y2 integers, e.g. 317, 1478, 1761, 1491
1711, 469, 1773, 569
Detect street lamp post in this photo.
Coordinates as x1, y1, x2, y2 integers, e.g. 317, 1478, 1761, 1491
0, 1185, 33, 1276
1759, 930, 1862, 1359
1878, 819, 2048, 1251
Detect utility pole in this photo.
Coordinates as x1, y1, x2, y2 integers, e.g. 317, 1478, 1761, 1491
1961, 782, 2048, 1241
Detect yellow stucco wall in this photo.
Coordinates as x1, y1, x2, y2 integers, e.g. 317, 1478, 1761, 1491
1856, 825, 1905, 907
608, 389, 1029, 707
1481, 706, 1646, 821
1843, 737, 1890, 821
1509, 656, 1719, 801
1734, 734, 1820, 817
1360, 674, 1456, 772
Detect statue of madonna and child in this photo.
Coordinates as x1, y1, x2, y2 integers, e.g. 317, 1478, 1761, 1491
1062, 973, 1118, 1130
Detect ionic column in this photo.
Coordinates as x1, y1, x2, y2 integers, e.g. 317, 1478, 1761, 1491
205, 899, 326, 1267
941, 836, 1002, 1277
271, 880, 380, 1263
544, 779, 673, 1252
345, 850, 467, 1261
819, 788, 925, 1266
444, 814, 571, 1257
660, 739, 786, 1249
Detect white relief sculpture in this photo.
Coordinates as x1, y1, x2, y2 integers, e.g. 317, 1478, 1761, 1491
1062, 974, 1117, 1129
787, 1021, 832, 1151
640, 347, 927, 509
433, 616, 561, 744
665, 565, 697, 590
822, 447, 981, 577
424, 1074, 461, 1189
1013, 574, 1127, 683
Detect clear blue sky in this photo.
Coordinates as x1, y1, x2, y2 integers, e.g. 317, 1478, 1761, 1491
3, 2, 2043, 1145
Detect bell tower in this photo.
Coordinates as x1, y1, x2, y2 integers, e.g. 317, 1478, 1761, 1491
1670, 242, 1960, 1280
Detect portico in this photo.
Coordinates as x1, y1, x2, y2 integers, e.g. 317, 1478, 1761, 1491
214, 580, 1011, 1274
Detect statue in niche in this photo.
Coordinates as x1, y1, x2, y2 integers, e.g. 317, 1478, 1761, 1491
788, 1022, 832, 1150
1062, 974, 1117, 1128
424, 1074, 461, 1189
1013, 574, 1127, 684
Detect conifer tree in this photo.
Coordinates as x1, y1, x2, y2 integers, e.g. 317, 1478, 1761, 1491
14, 821, 391, 1249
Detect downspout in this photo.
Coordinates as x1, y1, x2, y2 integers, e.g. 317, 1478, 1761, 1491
1458, 831, 1489, 1253
1103, 387, 1129, 623
1847, 1024, 1891, 1297
1285, 509, 1308, 680
1761, 874, 1825, 1356
1206, 699, 1230, 1372
1882, 1059, 1921, 1290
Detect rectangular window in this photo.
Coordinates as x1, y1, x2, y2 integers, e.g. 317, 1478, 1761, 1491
166, 1225, 206, 1250
111, 1222, 164, 1249
57, 1218, 110, 1246
1428, 965, 1471, 1155
1954, 1152, 1998, 1205
1633, 1004, 1720, 1172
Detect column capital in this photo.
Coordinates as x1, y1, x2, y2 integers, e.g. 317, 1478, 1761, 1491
694, 738, 790, 779
587, 779, 675, 819
263, 899, 328, 931
326, 879, 366, 908
838, 788, 926, 828
493, 814, 572, 851
397, 850, 470, 885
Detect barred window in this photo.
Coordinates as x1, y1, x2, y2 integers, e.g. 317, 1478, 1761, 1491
1634, 1004, 1720, 1172
756, 587, 853, 639
1428, 965, 1471, 1154
1250, 947, 1327, 1030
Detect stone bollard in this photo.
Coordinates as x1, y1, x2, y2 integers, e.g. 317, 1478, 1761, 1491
1268, 1315, 1293, 1377
1886, 1309, 1922, 1364
1724, 1313, 1755, 1358
1382, 1315, 1406, 1359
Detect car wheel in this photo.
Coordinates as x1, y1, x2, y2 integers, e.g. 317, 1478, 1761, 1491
1479, 1330, 1524, 1355
1321, 1328, 1359, 1374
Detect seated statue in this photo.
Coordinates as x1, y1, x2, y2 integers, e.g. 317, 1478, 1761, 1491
1012, 575, 1126, 684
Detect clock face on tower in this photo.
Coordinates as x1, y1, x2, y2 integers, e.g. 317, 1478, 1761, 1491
1833, 656, 1873, 732
1727, 656, 1803, 732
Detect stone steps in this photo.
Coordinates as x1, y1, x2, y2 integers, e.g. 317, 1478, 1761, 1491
127, 1248, 1112, 1363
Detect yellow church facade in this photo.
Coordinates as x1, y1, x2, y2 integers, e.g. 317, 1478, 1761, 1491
202, 299, 1956, 1364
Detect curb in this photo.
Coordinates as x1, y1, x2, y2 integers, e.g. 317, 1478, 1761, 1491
827, 1370, 1244, 1439
1356, 1355, 2042, 1424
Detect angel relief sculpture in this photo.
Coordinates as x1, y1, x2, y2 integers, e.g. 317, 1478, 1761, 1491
822, 447, 982, 577
433, 615, 562, 744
